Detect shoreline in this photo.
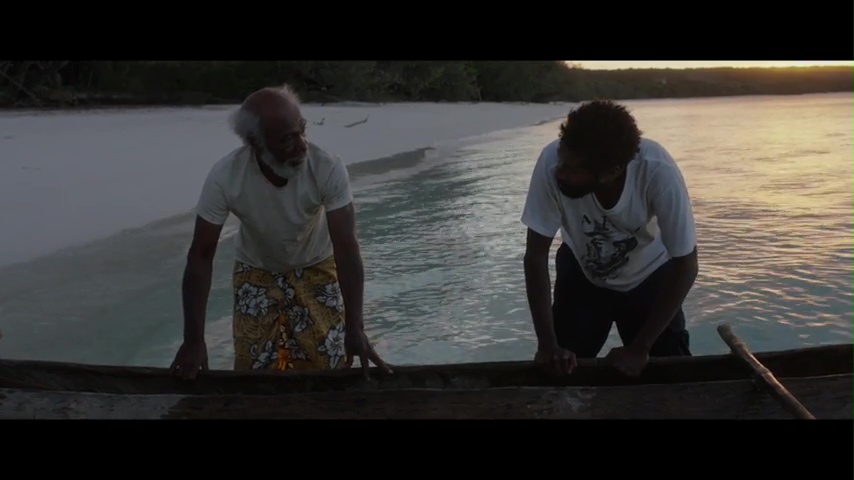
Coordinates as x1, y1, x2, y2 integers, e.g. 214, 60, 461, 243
0, 101, 573, 268
0, 90, 854, 116
0, 89, 850, 114
0, 98, 567, 115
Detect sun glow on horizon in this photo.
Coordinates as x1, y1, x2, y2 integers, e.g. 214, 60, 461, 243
566, 61, 854, 70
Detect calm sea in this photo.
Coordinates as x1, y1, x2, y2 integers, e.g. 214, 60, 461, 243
0, 93, 850, 368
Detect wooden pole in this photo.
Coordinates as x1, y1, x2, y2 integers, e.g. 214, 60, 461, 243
717, 324, 816, 420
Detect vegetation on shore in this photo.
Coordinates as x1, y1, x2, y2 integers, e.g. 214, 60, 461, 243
1, 61, 851, 109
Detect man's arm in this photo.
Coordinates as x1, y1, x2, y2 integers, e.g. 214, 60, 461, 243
320, 152, 361, 330
524, 228, 559, 349
182, 216, 223, 344
520, 145, 563, 348
632, 158, 699, 352
183, 164, 229, 344
326, 202, 364, 330
631, 247, 698, 351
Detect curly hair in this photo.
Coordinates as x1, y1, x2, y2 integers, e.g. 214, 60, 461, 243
558, 99, 642, 172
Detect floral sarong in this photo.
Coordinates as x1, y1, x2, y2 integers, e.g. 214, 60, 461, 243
231, 255, 347, 371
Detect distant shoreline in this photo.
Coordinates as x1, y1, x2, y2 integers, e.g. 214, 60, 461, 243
0, 99, 537, 113
2, 62, 850, 112
0, 89, 850, 114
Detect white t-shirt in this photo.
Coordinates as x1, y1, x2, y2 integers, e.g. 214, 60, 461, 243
195, 142, 353, 273
521, 137, 697, 292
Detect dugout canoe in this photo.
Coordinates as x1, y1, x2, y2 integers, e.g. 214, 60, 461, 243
0, 324, 850, 419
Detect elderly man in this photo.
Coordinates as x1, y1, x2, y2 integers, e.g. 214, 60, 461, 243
521, 100, 698, 378
170, 84, 391, 379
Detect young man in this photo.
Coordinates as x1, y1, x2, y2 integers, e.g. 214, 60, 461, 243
170, 84, 391, 380
520, 100, 699, 377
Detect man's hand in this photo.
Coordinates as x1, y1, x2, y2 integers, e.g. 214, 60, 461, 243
605, 346, 650, 377
534, 343, 577, 376
170, 340, 209, 380
345, 326, 393, 379
326, 202, 391, 380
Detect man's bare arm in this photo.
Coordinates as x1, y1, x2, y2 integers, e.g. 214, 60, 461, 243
326, 202, 364, 330
632, 247, 699, 352
637, 156, 700, 353
182, 216, 223, 344
524, 228, 558, 349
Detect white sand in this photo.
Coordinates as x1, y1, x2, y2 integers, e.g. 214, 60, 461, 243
0, 101, 573, 267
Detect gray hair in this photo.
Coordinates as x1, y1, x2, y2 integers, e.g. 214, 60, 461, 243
228, 106, 262, 146
228, 83, 302, 145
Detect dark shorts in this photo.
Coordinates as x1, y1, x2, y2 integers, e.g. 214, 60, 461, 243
552, 242, 691, 358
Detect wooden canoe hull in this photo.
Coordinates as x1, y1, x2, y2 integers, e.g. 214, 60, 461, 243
0, 342, 850, 419
0, 374, 850, 420
0, 343, 850, 396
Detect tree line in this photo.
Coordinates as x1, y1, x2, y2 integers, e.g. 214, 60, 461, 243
0, 61, 851, 108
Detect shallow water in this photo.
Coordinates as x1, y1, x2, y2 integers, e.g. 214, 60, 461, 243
0, 93, 851, 368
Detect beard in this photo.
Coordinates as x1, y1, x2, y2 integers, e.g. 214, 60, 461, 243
257, 148, 306, 180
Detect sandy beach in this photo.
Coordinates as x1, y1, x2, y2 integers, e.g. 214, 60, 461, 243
0, 101, 574, 267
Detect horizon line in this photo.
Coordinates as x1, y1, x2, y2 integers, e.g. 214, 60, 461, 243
564, 61, 854, 70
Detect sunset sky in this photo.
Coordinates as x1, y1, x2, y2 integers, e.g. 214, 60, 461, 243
567, 61, 854, 70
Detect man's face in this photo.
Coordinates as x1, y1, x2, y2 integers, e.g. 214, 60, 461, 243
554, 150, 602, 199
263, 114, 308, 166
254, 108, 308, 179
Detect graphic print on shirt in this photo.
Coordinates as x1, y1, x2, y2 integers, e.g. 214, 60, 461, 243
580, 214, 639, 281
